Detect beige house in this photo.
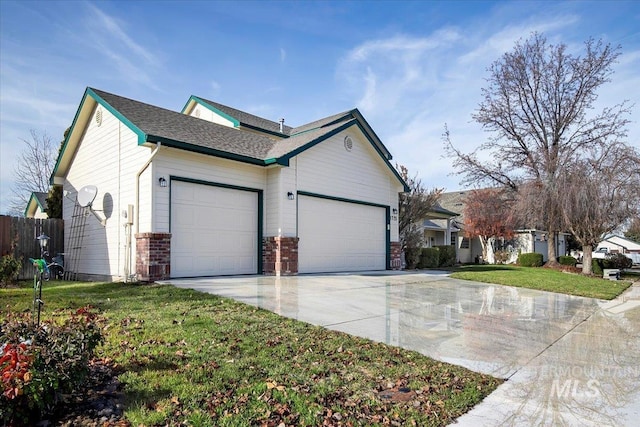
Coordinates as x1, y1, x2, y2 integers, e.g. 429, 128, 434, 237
431, 190, 567, 263
51, 88, 408, 281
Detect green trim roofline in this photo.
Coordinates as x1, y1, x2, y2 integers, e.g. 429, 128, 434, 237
277, 120, 409, 192
51, 87, 409, 193
50, 87, 148, 184
181, 96, 240, 127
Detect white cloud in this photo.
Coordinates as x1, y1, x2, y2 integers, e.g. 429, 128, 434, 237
280, 47, 287, 62
80, 3, 163, 90
335, 7, 639, 191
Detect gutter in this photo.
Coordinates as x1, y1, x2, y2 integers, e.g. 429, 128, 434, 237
135, 142, 161, 235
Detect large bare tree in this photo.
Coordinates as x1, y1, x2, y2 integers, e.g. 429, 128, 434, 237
559, 145, 640, 274
7, 130, 58, 216
445, 33, 632, 265
397, 165, 442, 268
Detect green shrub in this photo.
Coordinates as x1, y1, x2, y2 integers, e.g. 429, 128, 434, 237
592, 259, 604, 276
517, 252, 544, 267
419, 248, 440, 268
0, 307, 103, 425
558, 256, 577, 267
604, 253, 633, 270
0, 254, 21, 288
435, 245, 456, 267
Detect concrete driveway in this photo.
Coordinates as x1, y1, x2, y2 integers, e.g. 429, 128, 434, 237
161, 271, 640, 426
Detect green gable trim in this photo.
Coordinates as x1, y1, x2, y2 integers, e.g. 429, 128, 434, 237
50, 88, 91, 184
51, 87, 150, 184
183, 96, 240, 128
23, 193, 44, 217
352, 122, 409, 193
87, 88, 147, 144
146, 135, 267, 166
276, 120, 409, 193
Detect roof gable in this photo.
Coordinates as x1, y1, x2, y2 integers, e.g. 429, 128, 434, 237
183, 96, 293, 137
52, 87, 408, 191
25, 192, 48, 217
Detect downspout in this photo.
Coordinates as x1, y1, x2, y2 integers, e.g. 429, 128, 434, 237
135, 142, 162, 235
128, 142, 162, 281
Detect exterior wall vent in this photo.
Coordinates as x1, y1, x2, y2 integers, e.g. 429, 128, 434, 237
95, 107, 103, 126
344, 136, 353, 152
195, 108, 201, 118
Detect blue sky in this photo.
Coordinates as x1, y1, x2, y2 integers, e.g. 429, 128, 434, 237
1, 0, 638, 214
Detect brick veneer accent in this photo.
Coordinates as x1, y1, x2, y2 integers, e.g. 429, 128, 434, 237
136, 233, 171, 282
390, 241, 402, 270
263, 236, 299, 276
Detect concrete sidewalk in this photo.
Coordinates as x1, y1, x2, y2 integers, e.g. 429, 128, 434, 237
161, 273, 640, 426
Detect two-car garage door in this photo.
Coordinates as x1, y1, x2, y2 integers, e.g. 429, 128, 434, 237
298, 195, 387, 273
170, 181, 387, 276
171, 180, 258, 277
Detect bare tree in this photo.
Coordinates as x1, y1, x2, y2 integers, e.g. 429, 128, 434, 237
559, 145, 640, 274
444, 33, 632, 265
7, 130, 58, 216
397, 165, 442, 268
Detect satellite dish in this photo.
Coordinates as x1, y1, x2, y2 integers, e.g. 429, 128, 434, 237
77, 185, 98, 208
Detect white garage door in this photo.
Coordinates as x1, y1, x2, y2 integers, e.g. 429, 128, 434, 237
171, 180, 258, 277
298, 195, 386, 273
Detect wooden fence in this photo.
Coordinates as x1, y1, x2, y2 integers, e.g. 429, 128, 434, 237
0, 215, 64, 280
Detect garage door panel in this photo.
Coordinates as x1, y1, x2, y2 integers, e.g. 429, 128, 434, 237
299, 195, 386, 273
171, 181, 258, 277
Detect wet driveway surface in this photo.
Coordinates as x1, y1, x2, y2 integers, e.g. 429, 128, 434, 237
161, 271, 640, 426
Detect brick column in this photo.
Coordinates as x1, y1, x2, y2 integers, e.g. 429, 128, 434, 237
390, 241, 402, 270
136, 233, 171, 282
262, 236, 299, 276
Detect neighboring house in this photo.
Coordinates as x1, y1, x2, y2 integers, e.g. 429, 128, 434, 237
436, 190, 567, 263
51, 87, 408, 281
596, 235, 640, 254
25, 192, 48, 219
422, 204, 460, 248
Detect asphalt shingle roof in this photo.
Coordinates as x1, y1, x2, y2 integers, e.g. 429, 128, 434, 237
33, 192, 48, 209
91, 88, 361, 164
93, 89, 277, 161
193, 97, 294, 135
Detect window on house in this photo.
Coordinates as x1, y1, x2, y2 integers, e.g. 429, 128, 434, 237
460, 237, 470, 249
451, 232, 456, 246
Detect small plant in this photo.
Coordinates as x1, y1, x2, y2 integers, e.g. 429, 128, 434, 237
0, 307, 104, 425
0, 254, 21, 288
558, 256, 577, 267
517, 252, 544, 267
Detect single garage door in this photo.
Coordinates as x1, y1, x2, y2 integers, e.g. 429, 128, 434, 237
171, 180, 258, 277
298, 195, 386, 273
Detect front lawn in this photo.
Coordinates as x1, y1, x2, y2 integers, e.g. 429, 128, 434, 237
448, 265, 633, 300
1, 281, 502, 426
